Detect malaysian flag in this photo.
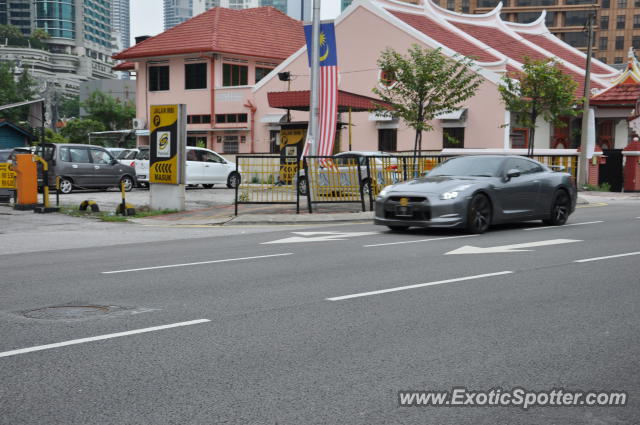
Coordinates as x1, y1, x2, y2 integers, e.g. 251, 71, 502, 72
303, 22, 338, 159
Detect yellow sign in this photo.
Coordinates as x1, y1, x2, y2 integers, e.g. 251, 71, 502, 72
0, 163, 16, 189
150, 104, 179, 184
280, 129, 305, 148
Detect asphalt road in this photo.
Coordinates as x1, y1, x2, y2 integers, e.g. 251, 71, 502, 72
0, 203, 639, 424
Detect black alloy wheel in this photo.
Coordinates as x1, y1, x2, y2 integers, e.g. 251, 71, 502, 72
467, 193, 491, 234
543, 190, 570, 225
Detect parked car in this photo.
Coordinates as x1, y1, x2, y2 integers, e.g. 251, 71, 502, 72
374, 155, 577, 234
135, 146, 240, 189
116, 148, 140, 165
35, 143, 137, 194
297, 151, 393, 195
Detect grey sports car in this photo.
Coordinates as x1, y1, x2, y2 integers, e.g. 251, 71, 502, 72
374, 155, 577, 234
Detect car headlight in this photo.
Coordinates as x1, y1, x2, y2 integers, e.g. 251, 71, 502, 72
377, 186, 393, 198
439, 191, 460, 200
439, 185, 471, 200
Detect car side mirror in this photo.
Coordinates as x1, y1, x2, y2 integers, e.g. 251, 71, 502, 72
505, 169, 521, 181
111, 159, 119, 165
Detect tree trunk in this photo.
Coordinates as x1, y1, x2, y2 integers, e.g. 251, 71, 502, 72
413, 129, 420, 178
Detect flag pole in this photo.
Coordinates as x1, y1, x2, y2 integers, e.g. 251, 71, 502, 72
308, 0, 321, 156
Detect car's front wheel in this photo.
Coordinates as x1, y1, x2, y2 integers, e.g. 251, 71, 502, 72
58, 177, 73, 194
227, 172, 240, 189
119, 175, 134, 192
543, 189, 570, 225
467, 193, 491, 234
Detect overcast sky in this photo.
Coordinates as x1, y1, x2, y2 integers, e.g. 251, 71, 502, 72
129, 1, 342, 46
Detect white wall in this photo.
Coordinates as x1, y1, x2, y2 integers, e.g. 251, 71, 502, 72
614, 119, 629, 149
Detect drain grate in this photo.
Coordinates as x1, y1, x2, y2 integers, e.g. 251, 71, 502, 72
23, 305, 124, 320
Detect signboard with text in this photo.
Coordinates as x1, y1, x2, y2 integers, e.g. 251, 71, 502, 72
149, 104, 186, 184
0, 164, 16, 189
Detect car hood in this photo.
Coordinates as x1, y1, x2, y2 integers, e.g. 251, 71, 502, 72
385, 175, 492, 194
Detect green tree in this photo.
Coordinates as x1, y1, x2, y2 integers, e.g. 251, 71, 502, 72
30, 29, 50, 40
0, 24, 23, 39
0, 61, 37, 123
60, 118, 105, 144
45, 128, 68, 144
82, 90, 135, 131
499, 57, 579, 156
59, 94, 80, 118
373, 45, 483, 159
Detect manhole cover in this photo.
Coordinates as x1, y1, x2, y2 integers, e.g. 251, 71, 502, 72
23, 305, 123, 320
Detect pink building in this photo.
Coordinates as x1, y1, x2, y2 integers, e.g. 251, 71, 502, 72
113, 6, 305, 154
114, 1, 620, 155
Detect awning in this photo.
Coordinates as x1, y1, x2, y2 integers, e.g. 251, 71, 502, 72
260, 113, 286, 123
267, 90, 392, 112
436, 109, 466, 120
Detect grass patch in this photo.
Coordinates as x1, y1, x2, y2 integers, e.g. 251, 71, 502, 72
59, 204, 179, 222
582, 182, 611, 192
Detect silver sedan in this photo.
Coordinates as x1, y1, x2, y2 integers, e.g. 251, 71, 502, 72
374, 155, 577, 234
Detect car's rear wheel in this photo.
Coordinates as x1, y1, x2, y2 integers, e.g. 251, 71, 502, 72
119, 175, 134, 192
58, 177, 73, 194
202, 184, 214, 189
227, 172, 240, 189
298, 177, 308, 196
467, 193, 491, 234
543, 189, 570, 225
387, 225, 409, 232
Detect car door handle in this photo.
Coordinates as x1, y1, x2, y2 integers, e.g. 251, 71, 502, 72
94, 165, 100, 170
72, 164, 78, 168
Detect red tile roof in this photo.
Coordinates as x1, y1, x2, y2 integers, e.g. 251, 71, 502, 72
449, 21, 603, 96
516, 32, 612, 75
113, 61, 135, 71
591, 84, 640, 106
390, 11, 500, 63
114, 7, 305, 61
268, 90, 392, 112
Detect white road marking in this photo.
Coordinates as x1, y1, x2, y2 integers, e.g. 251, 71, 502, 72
574, 251, 640, 263
326, 271, 513, 301
0, 319, 211, 359
445, 239, 582, 255
523, 221, 604, 231
364, 234, 477, 248
102, 253, 293, 274
262, 232, 378, 244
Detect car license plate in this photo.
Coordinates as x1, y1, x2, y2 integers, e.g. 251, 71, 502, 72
395, 205, 412, 217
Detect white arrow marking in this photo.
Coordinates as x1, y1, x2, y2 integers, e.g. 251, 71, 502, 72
262, 231, 378, 244
445, 239, 582, 255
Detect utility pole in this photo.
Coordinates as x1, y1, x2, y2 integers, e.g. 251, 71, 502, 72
308, 0, 320, 156
578, 10, 595, 187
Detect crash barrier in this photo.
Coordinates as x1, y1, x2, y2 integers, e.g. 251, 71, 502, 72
304, 156, 367, 213
234, 155, 300, 215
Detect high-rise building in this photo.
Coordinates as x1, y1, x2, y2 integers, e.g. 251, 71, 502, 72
165, 0, 290, 30
0, 0, 32, 36
164, 0, 198, 30
111, 0, 130, 50
434, 0, 639, 67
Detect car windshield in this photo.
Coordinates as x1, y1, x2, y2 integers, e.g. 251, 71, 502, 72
0, 151, 10, 162
118, 150, 138, 160
428, 157, 504, 177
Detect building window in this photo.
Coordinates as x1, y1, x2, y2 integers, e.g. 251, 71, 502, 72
546, 12, 555, 26
517, 12, 539, 23
442, 128, 465, 149
602, 0, 609, 8
187, 115, 211, 124
461, 0, 470, 12
269, 130, 280, 153
615, 36, 624, 50
599, 57, 607, 63
599, 37, 608, 50
510, 129, 529, 149
223, 136, 239, 153
477, 0, 502, 6
633, 36, 640, 49
185, 63, 207, 90
378, 129, 397, 151
600, 15, 608, 30
565, 11, 590, 26
149, 66, 169, 91
617, 0, 626, 6
616, 15, 625, 29
564, 32, 588, 47
255, 67, 273, 83
517, 0, 556, 4
614, 57, 623, 63
215, 113, 248, 124
634, 14, 640, 28
222, 63, 248, 86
